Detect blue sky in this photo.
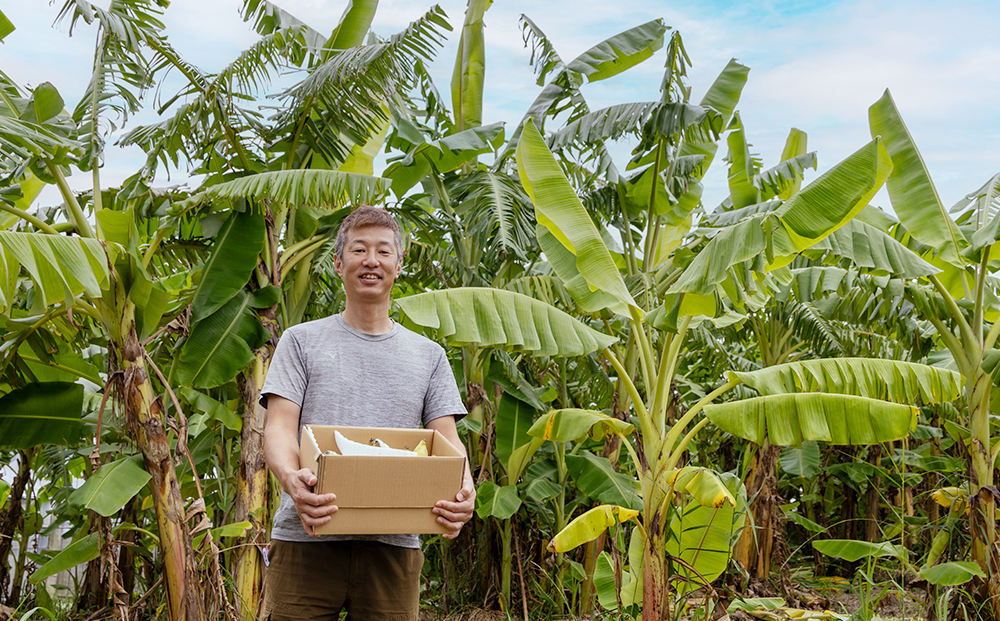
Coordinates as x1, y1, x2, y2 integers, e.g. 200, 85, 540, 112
3, 0, 998, 214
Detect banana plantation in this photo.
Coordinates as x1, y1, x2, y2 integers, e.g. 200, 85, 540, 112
1, 1, 999, 620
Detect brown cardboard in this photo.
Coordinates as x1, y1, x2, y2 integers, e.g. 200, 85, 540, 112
300, 425, 465, 535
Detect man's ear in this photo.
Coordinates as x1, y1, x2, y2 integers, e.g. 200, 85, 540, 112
333, 254, 343, 277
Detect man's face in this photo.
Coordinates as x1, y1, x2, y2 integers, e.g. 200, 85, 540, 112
333, 225, 402, 304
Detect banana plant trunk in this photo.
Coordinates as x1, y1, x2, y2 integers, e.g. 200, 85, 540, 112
642, 506, 668, 621
734, 443, 780, 579
110, 304, 204, 621
233, 305, 279, 620
0, 449, 30, 604
966, 369, 1000, 616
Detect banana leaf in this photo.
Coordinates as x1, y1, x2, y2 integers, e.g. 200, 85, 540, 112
190, 208, 265, 322
527, 408, 633, 443
566, 452, 641, 510
69, 456, 151, 517
494, 393, 536, 469
813, 539, 904, 562
869, 89, 967, 265
729, 358, 963, 406
29, 533, 100, 585
0, 232, 117, 310
396, 287, 617, 356
550, 504, 640, 553
0, 382, 85, 449
177, 290, 271, 388
197, 170, 389, 207
517, 121, 640, 316
705, 393, 918, 447
475, 481, 521, 520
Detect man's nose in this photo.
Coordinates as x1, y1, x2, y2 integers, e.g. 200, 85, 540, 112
362, 250, 379, 265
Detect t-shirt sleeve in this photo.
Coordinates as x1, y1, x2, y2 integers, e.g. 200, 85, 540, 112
423, 347, 467, 424
259, 330, 308, 409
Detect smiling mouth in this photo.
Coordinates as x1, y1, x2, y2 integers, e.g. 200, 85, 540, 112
360, 274, 381, 280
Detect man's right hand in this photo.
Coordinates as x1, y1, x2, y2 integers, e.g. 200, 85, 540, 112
285, 468, 337, 536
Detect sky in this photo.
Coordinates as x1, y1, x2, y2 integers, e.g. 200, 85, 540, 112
2, 0, 999, 214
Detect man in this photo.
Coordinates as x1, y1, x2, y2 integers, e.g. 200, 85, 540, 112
259, 205, 475, 621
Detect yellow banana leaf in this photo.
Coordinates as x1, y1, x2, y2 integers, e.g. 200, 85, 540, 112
549, 504, 640, 553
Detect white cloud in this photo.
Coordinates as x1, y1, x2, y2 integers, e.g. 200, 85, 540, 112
3, 0, 997, 215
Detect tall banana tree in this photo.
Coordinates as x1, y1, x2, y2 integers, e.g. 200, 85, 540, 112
864, 88, 1000, 613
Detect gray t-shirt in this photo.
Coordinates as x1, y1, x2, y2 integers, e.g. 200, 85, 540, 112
261, 314, 466, 548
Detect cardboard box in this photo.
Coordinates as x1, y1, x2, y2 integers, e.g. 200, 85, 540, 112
300, 425, 465, 535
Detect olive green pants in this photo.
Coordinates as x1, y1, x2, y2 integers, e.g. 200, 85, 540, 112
259, 540, 424, 621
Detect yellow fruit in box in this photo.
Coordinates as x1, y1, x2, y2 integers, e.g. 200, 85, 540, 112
413, 440, 428, 457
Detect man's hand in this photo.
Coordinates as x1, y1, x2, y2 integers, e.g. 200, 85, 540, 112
433, 472, 475, 539
285, 468, 338, 537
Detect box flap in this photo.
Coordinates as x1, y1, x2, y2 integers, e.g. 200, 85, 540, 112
300, 425, 322, 475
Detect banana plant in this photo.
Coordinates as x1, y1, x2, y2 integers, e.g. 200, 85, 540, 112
862, 88, 1000, 613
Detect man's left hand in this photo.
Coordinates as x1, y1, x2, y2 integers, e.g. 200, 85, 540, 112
433, 473, 475, 539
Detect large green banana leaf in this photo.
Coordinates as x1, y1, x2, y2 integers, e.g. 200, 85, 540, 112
730, 358, 963, 406
666, 471, 746, 593
517, 121, 640, 316
450, 0, 489, 131
0, 232, 116, 310
667, 214, 767, 296
0, 382, 85, 449
190, 208, 265, 322
69, 456, 151, 517
494, 393, 536, 470
177, 290, 272, 388
500, 18, 667, 159
566, 452, 641, 510
921, 561, 986, 587
773, 136, 892, 255
869, 89, 967, 265
395, 287, 616, 356
197, 170, 389, 207
705, 393, 918, 447
527, 408, 633, 443
805, 218, 938, 278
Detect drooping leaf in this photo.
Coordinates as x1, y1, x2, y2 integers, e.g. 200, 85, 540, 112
549, 504, 640, 553
0, 382, 85, 449
197, 170, 389, 208
527, 408, 633, 443
475, 481, 522, 520
805, 218, 938, 278
869, 89, 967, 265
921, 561, 986, 587
705, 393, 918, 447
396, 287, 617, 356
29, 533, 100, 584
669, 466, 736, 508
177, 291, 270, 388
812, 539, 904, 562
729, 358, 963, 406
0, 232, 117, 311
190, 208, 265, 322
566, 452, 641, 510
517, 121, 640, 316
69, 457, 151, 517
